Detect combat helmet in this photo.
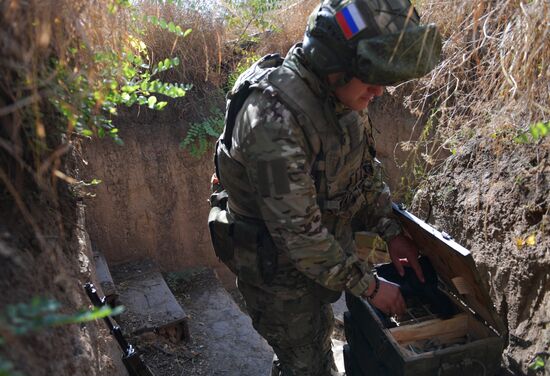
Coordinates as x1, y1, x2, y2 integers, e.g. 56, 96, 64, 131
303, 0, 442, 85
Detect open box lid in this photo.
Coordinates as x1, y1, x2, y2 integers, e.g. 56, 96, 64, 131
392, 203, 507, 336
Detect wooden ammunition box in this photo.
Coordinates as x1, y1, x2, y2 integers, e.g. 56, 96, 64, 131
344, 204, 507, 376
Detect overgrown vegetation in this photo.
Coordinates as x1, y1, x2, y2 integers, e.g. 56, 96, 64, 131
176, 0, 318, 157
393, 2, 549, 374
180, 108, 225, 157
0, 296, 123, 376
0, 0, 191, 374
397, 0, 549, 197
0, 0, 191, 252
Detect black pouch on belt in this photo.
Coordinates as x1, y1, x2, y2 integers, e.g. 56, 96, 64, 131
257, 228, 278, 285
208, 191, 236, 272
233, 217, 278, 285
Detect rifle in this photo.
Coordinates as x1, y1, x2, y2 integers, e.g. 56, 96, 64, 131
84, 282, 155, 376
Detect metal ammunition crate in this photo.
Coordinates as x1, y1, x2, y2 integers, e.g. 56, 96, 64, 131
344, 204, 507, 376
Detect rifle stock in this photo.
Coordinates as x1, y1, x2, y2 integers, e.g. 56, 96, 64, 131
84, 283, 155, 376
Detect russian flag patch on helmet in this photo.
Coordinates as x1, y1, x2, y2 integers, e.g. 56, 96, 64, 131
335, 2, 367, 40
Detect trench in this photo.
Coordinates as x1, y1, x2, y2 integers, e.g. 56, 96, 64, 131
76, 92, 426, 375
79, 89, 550, 376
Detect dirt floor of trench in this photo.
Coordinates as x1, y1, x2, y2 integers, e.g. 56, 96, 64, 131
125, 267, 346, 376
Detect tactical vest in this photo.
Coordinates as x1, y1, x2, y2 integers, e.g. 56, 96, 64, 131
216, 52, 379, 239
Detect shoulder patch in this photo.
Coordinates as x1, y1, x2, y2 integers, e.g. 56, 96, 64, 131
257, 159, 291, 197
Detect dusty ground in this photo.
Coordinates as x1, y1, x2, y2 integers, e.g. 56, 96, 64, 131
411, 137, 550, 375
126, 267, 348, 376
125, 267, 273, 376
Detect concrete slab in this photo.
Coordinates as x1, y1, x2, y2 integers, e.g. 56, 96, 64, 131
111, 259, 189, 342
93, 248, 118, 304
183, 269, 273, 376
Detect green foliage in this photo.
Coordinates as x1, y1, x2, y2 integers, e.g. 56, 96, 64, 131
529, 354, 547, 371
0, 359, 21, 376
0, 297, 123, 376
146, 15, 192, 37
515, 121, 549, 143
225, 0, 282, 44
226, 52, 261, 91
51, 3, 191, 144
180, 108, 225, 157
0, 297, 123, 335
108, 0, 131, 14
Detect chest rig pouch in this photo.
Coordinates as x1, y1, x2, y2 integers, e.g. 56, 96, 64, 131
266, 66, 378, 238
210, 53, 284, 284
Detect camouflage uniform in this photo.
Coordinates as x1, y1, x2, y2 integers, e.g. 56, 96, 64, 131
215, 44, 402, 376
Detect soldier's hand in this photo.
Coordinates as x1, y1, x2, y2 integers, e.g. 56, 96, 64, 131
364, 277, 406, 316
388, 233, 425, 283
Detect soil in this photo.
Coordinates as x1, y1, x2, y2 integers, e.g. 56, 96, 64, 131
122, 267, 348, 376
122, 267, 273, 376
0, 204, 127, 376
410, 136, 550, 375
79, 102, 222, 276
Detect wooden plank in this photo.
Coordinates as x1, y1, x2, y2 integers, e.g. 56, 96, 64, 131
111, 259, 189, 342
92, 249, 118, 304
390, 313, 469, 344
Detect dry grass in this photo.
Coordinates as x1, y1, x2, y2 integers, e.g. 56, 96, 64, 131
0, 0, 235, 250
135, 1, 227, 91
0, 0, 134, 252
257, 0, 319, 55
399, 0, 549, 177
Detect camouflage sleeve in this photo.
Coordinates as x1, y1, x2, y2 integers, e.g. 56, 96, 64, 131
239, 93, 374, 297
362, 159, 403, 243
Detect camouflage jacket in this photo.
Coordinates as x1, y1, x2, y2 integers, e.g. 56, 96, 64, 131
216, 45, 402, 298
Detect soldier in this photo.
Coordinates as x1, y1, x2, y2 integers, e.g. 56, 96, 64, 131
209, 0, 441, 375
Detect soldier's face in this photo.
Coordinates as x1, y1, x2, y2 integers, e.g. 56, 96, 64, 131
330, 76, 385, 111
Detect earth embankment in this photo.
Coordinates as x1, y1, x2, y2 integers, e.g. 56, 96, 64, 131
80, 105, 234, 285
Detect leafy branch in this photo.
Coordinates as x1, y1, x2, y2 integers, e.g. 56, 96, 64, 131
145, 15, 192, 38
0, 297, 124, 376
515, 121, 549, 143
180, 108, 225, 157
51, 4, 192, 144
1, 297, 123, 335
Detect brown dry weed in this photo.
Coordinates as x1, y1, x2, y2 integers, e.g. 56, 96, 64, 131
401, 0, 549, 173
135, 1, 226, 90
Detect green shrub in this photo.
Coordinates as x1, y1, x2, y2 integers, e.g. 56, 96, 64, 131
0, 297, 123, 376
515, 121, 549, 144
180, 108, 225, 157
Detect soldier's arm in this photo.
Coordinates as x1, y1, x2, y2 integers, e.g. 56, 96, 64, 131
361, 153, 423, 281
362, 169, 403, 243
239, 94, 373, 296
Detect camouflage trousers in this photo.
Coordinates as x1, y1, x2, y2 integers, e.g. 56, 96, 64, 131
237, 278, 337, 376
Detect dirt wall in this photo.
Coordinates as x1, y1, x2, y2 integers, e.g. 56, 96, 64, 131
0, 203, 127, 376
79, 92, 423, 287
80, 106, 233, 284
368, 89, 425, 196
411, 137, 550, 375
366, 90, 549, 374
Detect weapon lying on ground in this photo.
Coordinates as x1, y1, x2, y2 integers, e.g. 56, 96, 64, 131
84, 282, 155, 376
